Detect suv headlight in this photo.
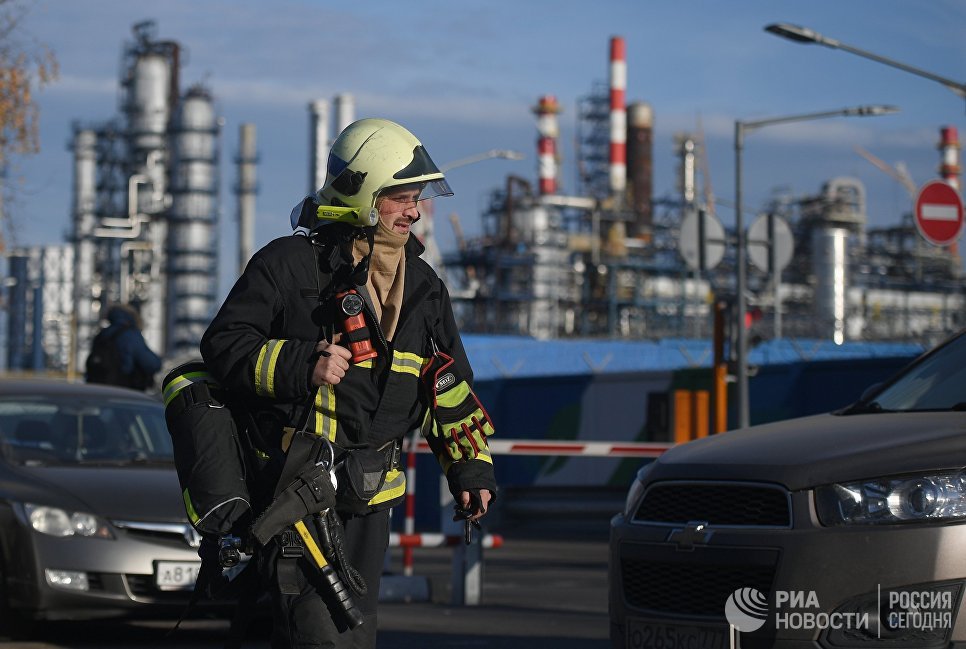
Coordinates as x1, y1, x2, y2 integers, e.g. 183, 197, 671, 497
816, 469, 966, 525
23, 504, 114, 539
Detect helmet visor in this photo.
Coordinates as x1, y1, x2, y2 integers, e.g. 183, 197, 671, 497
417, 178, 454, 202
378, 180, 454, 212
388, 145, 454, 202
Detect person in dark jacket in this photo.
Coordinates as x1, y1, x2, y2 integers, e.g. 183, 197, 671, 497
85, 303, 162, 391
201, 118, 496, 649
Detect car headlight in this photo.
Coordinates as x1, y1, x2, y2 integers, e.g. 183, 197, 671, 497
623, 462, 656, 517
816, 469, 966, 526
23, 504, 114, 539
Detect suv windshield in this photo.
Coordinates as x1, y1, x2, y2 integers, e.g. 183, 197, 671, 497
864, 331, 966, 412
0, 395, 172, 466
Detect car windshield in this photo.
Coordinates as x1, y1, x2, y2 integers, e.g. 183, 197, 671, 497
0, 395, 172, 466
863, 331, 966, 413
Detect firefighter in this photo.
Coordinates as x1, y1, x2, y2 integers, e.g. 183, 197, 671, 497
200, 118, 496, 648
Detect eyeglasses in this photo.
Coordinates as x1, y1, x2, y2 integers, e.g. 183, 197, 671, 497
377, 192, 421, 211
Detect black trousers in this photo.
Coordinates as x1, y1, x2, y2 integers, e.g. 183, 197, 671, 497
266, 509, 390, 649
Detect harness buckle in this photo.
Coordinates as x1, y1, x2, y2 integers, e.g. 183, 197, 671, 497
280, 529, 304, 558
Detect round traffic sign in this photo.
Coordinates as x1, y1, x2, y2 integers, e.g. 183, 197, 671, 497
747, 214, 794, 273
914, 180, 963, 246
679, 210, 725, 271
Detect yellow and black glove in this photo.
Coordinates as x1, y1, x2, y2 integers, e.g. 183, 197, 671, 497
421, 347, 494, 463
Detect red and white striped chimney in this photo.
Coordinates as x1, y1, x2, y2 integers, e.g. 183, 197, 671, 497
533, 94, 561, 195
609, 36, 627, 202
939, 126, 961, 259
939, 126, 961, 191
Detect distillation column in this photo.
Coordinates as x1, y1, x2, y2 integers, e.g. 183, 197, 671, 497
236, 123, 258, 276
810, 178, 866, 344
70, 127, 100, 371
333, 94, 355, 141
118, 22, 178, 354
166, 86, 220, 359
309, 100, 328, 194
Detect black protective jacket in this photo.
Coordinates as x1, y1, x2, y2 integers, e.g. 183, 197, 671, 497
200, 228, 495, 503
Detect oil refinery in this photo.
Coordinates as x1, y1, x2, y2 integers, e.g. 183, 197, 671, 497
2, 24, 962, 377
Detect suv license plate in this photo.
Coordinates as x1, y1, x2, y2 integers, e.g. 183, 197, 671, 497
155, 561, 201, 590
627, 618, 729, 649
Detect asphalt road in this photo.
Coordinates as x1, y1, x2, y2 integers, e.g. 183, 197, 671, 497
0, 526, 612, 649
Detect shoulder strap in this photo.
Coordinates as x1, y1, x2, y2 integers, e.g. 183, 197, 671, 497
270, 380, 329, 499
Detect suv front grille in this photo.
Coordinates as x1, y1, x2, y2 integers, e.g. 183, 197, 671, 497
634, 482, 791, 527
621, 543, 779, 617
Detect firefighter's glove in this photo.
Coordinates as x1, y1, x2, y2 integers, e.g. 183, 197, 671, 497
454, 489, 489, 518
251, 462, 336, 546
423, 350, 494, 462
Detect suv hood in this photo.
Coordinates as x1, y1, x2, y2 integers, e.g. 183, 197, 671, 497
651, 412, 966, 491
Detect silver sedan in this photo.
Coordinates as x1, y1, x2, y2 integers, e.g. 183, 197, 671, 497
0, 378, 217, 638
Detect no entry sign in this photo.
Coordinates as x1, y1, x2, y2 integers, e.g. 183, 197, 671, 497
914, 180, 964, 246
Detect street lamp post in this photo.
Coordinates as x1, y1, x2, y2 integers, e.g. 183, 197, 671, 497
765, 23, 966, 112
733, 105, 898, 429
440, 149, 525, 173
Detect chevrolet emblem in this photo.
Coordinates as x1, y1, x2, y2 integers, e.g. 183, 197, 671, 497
666, 521, 712, 551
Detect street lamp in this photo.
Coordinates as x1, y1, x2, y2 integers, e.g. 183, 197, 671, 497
440, 149, 525, 173
765, 23, 966, 110
733, 104, 899, 429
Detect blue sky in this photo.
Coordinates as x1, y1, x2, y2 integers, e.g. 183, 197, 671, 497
10, 0, 966, 299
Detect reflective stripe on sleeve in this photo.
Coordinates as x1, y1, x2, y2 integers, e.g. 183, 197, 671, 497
390, 350, 428, 377
162, 370, 217, 407
314, 384, 337, 442
368, 469, 406, 506
183, 489, 200, 525
255, 339, 286, 398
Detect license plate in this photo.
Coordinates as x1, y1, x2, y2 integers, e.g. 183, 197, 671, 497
627, 618, 729, 649
154, 561, 201, 590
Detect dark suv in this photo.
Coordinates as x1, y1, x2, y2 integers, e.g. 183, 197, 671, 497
610, 328, 966, 649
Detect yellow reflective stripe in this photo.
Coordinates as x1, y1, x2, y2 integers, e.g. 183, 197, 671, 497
183, 489, 199, 524
439, 453, 492, 476
255, 339, 286, 397
355, 359, 373, 369
390, 350, 428, 377
162, 371, 217, 407
293, 520, 328, 568
368, 469, 406, 506
314, 385, 337, 442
